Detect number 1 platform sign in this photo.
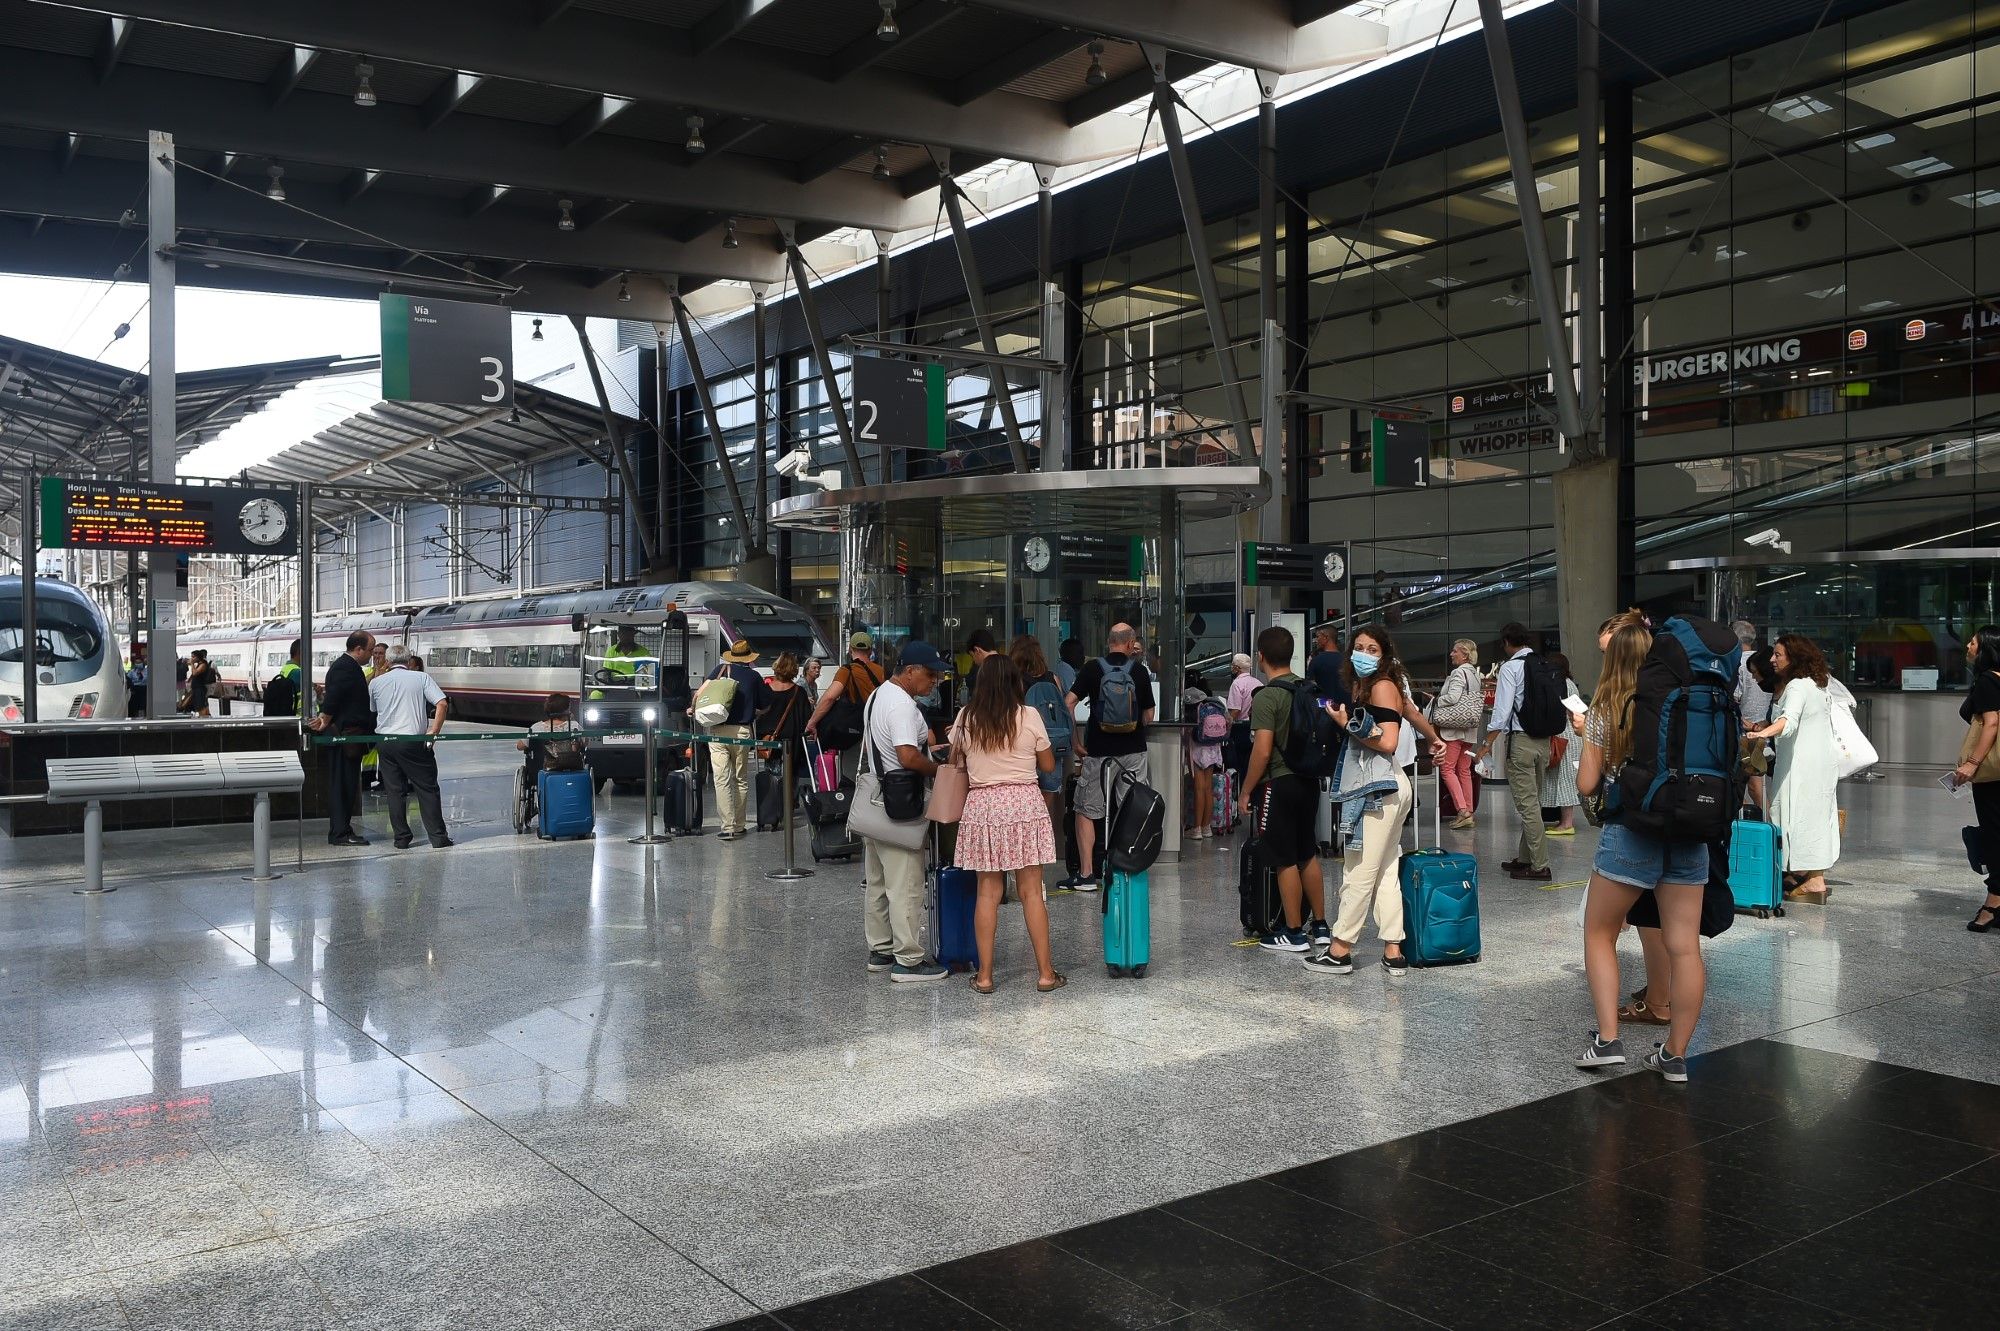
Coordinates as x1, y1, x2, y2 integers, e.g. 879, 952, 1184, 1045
380, 294, 513, 407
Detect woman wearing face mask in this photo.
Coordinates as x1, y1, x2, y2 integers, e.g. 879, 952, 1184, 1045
1304, 625, 1414, 978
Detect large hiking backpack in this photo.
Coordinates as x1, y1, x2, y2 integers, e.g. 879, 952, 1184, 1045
1517, 651, 1568, 738
1194, 697, 1230, 744
1609, 616, 1743, 845
1096, 656, 1141, 733
1270, 678, 1340, 780
1026, 674, 1073, 746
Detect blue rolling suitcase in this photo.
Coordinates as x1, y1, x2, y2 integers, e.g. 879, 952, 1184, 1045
1399, 849, 1481, 967
536, 769, 595, 840
932, 864, 977, 971
1728, 816, 1784, 918
1102, 869, 1151, 977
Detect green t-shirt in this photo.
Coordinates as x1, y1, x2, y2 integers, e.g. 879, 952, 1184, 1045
1249, 672, 1299, 782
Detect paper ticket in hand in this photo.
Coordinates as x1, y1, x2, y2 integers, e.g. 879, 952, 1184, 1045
1560, 695, 1588, 716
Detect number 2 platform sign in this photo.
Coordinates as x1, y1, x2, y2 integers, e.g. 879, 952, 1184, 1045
380, 294, 513, 408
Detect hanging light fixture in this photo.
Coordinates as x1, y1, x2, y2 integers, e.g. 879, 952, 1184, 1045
264, 164, 286, 202
556, 198, 575, 231
876, 0, 899, 41
617, 273, 632, 302
872, 144, 891, 181
1085, 40, 1108, 88
684, 115, 706, 154
426, 438, 438, 451
202, 236, 221, 270
531, 317, 544, 342
722, 218, 739, 249
353, 56, 378, 107
364, 461, 376, 476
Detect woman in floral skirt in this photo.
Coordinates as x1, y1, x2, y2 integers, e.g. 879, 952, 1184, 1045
952, 653, 1064, 994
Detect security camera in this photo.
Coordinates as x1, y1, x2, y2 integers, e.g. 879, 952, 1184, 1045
1743, 528, 1793, 556
802, 468, 843, 492
774, 447, 814, 479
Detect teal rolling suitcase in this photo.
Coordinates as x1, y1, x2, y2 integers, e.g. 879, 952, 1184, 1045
1727, 816, 1784, 918
1102, 868, 1151, 978
1398, 849, 1481, 967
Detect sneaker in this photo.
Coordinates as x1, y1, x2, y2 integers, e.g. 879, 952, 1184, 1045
1060, 873, 1101, 893
1308, 918, 1333, 947
1303, 948, 1354, 974
1575, 1031, 1626, 1069
1381, 950, 1409, 978
889, 961, 949, 983
1644, 1043, 1689, 1083
1257, 928, 1310, 953
866, 951, 895, 973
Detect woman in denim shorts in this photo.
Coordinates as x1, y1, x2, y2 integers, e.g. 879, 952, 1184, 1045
1573, 624, 1708, 1084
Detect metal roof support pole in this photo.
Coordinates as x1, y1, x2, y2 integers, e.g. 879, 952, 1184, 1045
1036, 168, 1066, 474
671, 292, 757, 563
940, 176, 1031, 473
20, 470, 35, 722
297, 482, 315, 728
1477, 0, 1586, 445
1574, 0, 1603, 460
145, 129, 178, 719
1145, 53, 1256, 462
870, 234, 898, 484
568, 314, 659, 568
752, 286, 770, 548
780, 225, 865, 481
653, 324, 672, 571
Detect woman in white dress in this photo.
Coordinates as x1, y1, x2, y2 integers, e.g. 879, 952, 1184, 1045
1746, 634, 1841, 904
1539, 652, 1583, 836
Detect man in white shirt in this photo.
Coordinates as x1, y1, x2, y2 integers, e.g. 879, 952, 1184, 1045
862, 640, 948, 983
367, 644, 453, 849
1477, 622, 1551, 880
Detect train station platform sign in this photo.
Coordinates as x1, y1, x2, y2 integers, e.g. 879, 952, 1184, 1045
39, 478, 299, 557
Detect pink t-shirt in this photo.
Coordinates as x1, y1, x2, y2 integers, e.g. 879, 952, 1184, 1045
1226, 671, 1258, 718
953, 706, 1052, 787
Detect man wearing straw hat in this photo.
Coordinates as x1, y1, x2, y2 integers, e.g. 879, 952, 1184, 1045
704, 638, 764, 840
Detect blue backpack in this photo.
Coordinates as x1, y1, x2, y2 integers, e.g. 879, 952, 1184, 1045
1026, 674, 1072, 745
1608, 616, 1743, 845
1096, 656, 1141, 734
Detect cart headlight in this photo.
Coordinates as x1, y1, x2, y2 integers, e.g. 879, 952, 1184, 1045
584, 707, 601, 724
642, 707, 657, 724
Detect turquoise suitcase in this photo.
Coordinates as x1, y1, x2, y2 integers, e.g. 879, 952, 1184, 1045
1727, 817, 1784, 918
1398, 849, 1481, 967
1102, 868, 1151, 978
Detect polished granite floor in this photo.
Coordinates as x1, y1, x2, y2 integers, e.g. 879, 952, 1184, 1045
3, 738, 1997, 1329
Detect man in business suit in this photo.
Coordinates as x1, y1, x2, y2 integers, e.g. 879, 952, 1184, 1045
310, 630, 375, 845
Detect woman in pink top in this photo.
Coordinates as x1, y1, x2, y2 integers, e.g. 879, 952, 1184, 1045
952, 654, 1063, 994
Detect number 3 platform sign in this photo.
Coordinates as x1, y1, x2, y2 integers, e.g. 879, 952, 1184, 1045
380, 294, 513, 407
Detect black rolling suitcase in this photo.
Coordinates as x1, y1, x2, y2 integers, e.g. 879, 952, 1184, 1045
1239, 835, 1284, 939
664, 767, 704, 834
755, 760, 788, 831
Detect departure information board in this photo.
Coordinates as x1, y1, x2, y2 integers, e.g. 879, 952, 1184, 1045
38, 478, 299, 556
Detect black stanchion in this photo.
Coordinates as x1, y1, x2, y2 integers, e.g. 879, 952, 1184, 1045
765, 743, 813, 882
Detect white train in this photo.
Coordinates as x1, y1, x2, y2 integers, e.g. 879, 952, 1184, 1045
179, 580, 832, 725
0, 576, 129, 723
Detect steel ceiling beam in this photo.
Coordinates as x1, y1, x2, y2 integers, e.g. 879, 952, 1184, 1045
951, 29, 1086, 106
0, 48, 930, 234
831, 2, 961, 81
694, 0, 798, 54
266, 44, 319, 107
422, 71, 484, 129
965, 0, 1388, 72
50, 0, 1126, 166
93, 15, 132, 83
560, 94, 632, 149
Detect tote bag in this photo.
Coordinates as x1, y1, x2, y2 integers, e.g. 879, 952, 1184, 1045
1827, 693, 1878, 780
924, 718, 969, 824
849, 693, 929, 850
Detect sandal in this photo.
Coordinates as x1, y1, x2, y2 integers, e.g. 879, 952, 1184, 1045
1618, 998, 1671, 1026
971, 977, 996, 995
1969, 902, 2000, 934
1037, 973, 1068, 993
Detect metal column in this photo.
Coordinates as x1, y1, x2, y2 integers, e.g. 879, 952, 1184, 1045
1146, 54, 1256, 461
752, 287, 770, 549
146, 130, 178, 719
21, 472, 36, 722
297, 482, 315, 727
1040, 282, 1067, 473
782, 231, 865, 480
1478, 0, 1585, 444
569, 314, 659, 568
940, 177, 1031, 472
1575, 0, 1604, 459
652, 323, 672, 570
672, 294, 756, 561
1257, 74, 1280, 334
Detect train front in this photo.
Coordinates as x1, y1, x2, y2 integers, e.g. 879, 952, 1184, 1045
0, 576, 128, 723
575, 612, 689, 787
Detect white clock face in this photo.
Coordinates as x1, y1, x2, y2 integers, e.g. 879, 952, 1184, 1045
1023, 537, 1053, 573
1322, 551, 1346, 585
239, 497, 290, 546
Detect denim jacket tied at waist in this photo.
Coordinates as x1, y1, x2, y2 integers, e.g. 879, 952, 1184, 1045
1328, 707, 1402, 839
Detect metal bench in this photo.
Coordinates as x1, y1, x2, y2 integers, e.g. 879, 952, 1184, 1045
43, 751, 306, 893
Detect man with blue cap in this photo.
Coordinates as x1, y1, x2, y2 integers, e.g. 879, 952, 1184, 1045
862, 639, 950, 982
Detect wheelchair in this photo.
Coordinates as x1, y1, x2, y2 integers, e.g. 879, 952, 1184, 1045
512, 745, 539, 834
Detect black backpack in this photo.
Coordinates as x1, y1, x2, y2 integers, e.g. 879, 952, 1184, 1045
1609, 617, 1744, 845
1267, 678, 1340, 780
1516, 652, 1568, 739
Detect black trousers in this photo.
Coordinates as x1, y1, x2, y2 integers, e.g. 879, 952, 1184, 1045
379, 741, 448, 844
325, 745, 363, 840
1974, 780, 2000, 895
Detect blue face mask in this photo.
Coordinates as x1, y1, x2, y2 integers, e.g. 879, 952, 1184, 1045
1350, 651, 1380, 677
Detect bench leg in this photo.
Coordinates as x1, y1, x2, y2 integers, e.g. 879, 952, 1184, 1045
74, 799, 114, 895
245, 791, 281, 882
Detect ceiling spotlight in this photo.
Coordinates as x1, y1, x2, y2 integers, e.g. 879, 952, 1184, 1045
264, 164, 286, 202
685, 115, 706, 155
426, 438, 438, 451
876, 0, 899, 41
531, 317, 544, 342
617, 273, 632, 302
872, 144, 891, 181
353, 57, 377, 108
364, 461, 376, 476
1085, 40, 1108, 88
202, 236, 221, 269
557, 198, 575, 231
722, 218, 739, 249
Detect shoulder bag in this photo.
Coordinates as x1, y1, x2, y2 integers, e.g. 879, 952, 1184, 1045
925, 716, 970, 824
1429, 666, 1484, 732
849, 692, 929, 850
1960, 692, 2000, 785
1825, 686, 1878, 780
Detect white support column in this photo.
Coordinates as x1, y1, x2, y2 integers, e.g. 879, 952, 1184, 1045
145, 130, 178, 718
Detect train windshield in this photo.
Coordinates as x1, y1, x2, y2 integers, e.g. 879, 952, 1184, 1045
0, 596, 103, 667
